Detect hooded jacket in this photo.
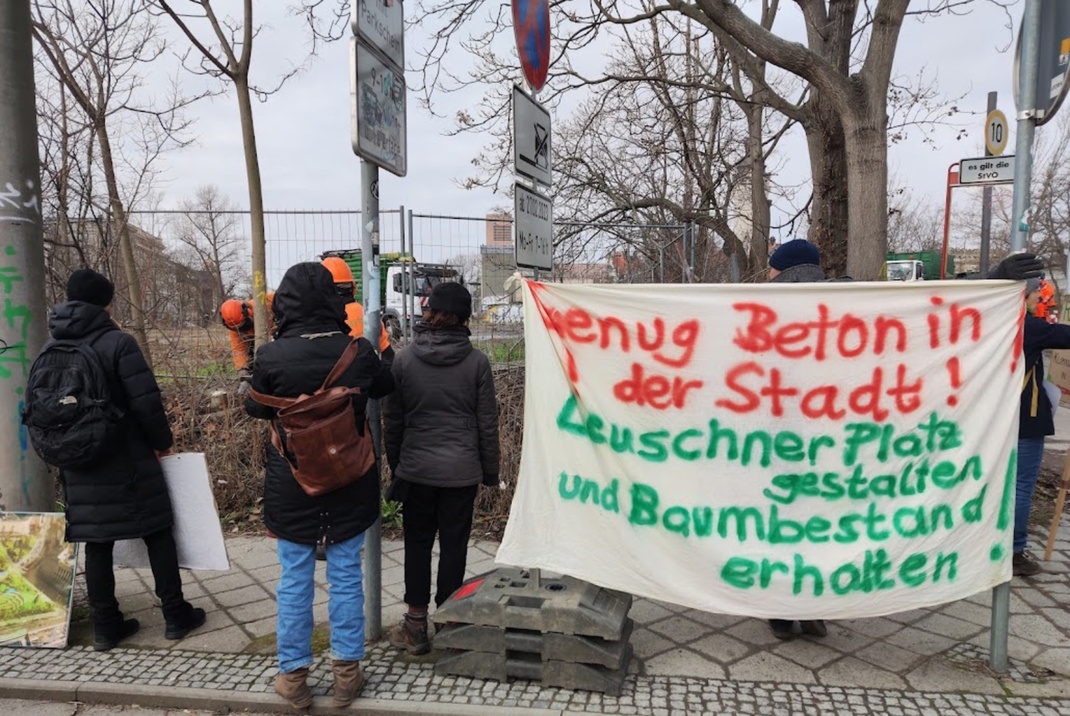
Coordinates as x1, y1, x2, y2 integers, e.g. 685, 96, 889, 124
46, 301, 174, 542
245, 263, 394, 545
770, 263, 827, 283
383, 323, 500, 488
1020, 314, 1070, 439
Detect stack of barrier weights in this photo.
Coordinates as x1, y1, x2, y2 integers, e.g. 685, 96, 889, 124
432, 567, 634, 695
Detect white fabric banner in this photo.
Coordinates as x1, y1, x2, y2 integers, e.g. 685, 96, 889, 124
496, 280, 1024, 619
115, 453, 230, 572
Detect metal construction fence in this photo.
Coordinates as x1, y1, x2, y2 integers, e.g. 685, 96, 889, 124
123, 208, 704, 294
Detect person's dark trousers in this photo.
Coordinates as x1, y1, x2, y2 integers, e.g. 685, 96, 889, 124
402, 483, 478, 608
85, 528, 190, 635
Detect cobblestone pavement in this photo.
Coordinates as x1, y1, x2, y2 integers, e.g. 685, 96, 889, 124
0, 512, 1065, 714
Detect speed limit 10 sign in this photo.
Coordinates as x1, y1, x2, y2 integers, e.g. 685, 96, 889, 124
985, 109, 1009, 156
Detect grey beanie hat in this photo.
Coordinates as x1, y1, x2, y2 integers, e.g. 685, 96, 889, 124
1026, 277, 1042, 294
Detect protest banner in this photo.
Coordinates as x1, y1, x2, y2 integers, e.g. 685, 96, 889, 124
115, 453, 229, 571
496, 280, 1024, 619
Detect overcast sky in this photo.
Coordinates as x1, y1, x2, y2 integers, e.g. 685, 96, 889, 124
143, 1, 1028, 254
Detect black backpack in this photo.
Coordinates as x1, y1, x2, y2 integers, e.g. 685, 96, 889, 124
22, 338, 124, 469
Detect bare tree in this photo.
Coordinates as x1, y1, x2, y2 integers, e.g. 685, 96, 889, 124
32, 0, 200, 366
173, 185, 246, 307
154, 0, 304, 348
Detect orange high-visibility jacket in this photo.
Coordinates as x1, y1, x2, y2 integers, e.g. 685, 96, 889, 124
345, 301, 391, 352
222, 296, 275, 371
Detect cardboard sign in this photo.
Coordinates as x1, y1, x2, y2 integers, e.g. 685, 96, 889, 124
496, 281, 1023, 619
115, 453, 230, 572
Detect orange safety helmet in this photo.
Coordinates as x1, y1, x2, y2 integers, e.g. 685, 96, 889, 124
219, 299, 251, 330
322, 256, 356, 298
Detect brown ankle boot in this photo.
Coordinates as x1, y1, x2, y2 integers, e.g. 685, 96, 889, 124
332, 659, 364, 708
388, 613, 430, 655
274, 667, 313, 710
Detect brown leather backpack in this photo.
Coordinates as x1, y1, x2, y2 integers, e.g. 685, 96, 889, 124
250, 340, 375, 497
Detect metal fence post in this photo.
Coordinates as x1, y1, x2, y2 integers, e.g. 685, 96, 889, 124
398, 204, 408, 344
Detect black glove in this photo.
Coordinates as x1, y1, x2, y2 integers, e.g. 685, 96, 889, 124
482, 473, 500, 487
990, 253, 1044, 280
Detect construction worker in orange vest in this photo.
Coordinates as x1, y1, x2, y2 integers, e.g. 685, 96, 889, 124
321, 256, 394, 361
219, 293, 275, 389
1035, 277, 1059, 324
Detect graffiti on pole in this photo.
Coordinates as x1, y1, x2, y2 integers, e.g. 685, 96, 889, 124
0, 180, 40, 223
0, 245, 31, 381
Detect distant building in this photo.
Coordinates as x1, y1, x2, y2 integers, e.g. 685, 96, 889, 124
481, 213, 517, 303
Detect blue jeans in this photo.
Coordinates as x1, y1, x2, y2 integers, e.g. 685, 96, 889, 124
276, 533, 366, 673
1014, 437, 1046, 554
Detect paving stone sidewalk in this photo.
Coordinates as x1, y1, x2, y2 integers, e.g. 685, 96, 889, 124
3, 516, 1070, 715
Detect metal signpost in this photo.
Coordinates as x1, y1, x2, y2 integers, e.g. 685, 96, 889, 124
351, 0, 407, 639
980, 96, 1004, 276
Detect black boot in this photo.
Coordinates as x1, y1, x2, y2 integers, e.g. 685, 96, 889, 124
165, 606, 207, 640
93, 618, 140, 652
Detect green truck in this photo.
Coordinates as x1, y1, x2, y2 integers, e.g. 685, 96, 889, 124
885, 251, 954, 281
319, 249, 462, 337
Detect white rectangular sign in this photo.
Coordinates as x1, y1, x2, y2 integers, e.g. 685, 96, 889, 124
959, 155, 1016, 185
351, 37, 407, 177
351, 0, 404, 70
515, 183, 552, 271
114, 453, 230, 572
497, 281, 1022, 619
513, 86, 552, 187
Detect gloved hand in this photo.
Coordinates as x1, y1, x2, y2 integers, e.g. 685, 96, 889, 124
482, 473, 500, 487
990, 252, 1044, 281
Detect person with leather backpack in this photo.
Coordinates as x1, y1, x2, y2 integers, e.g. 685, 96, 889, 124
23, 269, 205, 651
245, 262, 393, 710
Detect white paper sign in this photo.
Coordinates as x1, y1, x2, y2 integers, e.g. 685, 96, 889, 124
496, 280, 1023, 619
115, 453, 230, 572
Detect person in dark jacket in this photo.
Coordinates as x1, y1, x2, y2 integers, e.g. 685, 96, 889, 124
48, 269, 204, 651
383, 281, 500, 654
245, 262, 393, 710
1013, 277, 1070, 577
764, 240, 829, 639
768, 238, 827, 284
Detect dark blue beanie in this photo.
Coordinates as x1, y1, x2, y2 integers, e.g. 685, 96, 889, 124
769, 239, 821, 271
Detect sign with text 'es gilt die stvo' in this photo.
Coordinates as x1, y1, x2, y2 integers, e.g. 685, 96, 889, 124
496, 281, 1022, 619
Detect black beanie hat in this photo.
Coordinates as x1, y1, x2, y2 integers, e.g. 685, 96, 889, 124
427, 281, 472, 322
66, 268, 115, 307
769, 239, 821, 271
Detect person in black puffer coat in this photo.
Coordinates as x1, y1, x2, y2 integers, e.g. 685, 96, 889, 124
245, 262, 393, 710
46, 269, 204, 651
383, 281, 500, 655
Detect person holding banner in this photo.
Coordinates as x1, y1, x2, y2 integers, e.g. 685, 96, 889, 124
1014, 276, 1070, 577
765, 239, 830, 639
383, 281, 500, 655
245, 263, 394, 710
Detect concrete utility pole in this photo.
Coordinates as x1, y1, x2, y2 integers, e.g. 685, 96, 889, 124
0, 1, 53, 511
361, 160, 383, 640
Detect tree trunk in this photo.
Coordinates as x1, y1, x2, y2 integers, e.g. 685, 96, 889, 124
804, 94, 849, 277
746, 102, 770, 277
235, 75, 269, 348
843, 111, 890, 279
96, 122, 152, 367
